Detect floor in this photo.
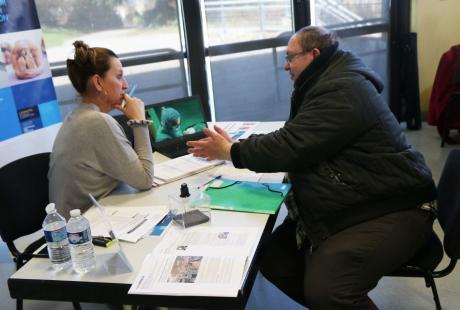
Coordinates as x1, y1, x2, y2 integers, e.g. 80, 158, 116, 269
1, 123, 459, 309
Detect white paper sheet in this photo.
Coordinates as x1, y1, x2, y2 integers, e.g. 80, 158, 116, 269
208, 121, 260, 140
128, 226, 259, 297
154, 154, 223, 185
85, 205, 169, 243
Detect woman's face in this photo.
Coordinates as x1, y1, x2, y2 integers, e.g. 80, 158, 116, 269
99, 57, 128, 112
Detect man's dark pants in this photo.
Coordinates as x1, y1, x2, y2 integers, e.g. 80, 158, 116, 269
259, 208, 434, 309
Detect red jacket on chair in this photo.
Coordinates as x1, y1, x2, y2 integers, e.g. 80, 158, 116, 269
427, 45, 460, 129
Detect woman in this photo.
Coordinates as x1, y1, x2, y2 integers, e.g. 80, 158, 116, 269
49, 40, 153, 217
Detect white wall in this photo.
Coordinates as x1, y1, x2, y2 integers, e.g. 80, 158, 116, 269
411, 0, 460, 111
0, 123, 60, 167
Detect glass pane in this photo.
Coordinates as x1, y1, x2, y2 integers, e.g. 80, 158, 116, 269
203, 0, 292, 45
34, 0, 188, 117
211, 48, 291, 121
312, 0, 389, 28
312, 0, 390, 102
35, 0, 183, 62
53, 60, 188, 117
203, 0, 293, 121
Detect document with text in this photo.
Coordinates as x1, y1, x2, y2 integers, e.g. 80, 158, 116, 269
128, 227, 259, 297
85, 205, 169, 243
153, 154, 224, 186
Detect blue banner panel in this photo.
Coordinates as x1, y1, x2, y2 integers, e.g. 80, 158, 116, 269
12, 77, 57, 110
0, 0, 41, 34
0, 86, 21, 140
38, 100, 61, 126
18, 105, 42, 133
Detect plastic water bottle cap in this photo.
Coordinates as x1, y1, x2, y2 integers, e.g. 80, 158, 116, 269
45, 203, 56, 214
70, 209, 81, 217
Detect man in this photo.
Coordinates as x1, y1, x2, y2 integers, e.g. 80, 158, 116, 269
187, 26, 435, 309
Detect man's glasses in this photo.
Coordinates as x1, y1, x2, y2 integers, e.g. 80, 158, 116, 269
1, 47, 10, 53
284, 49, 312, 63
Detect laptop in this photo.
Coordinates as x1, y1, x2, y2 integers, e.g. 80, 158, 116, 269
114, 96, 207, 158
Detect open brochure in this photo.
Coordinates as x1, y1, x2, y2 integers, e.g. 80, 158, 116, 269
85, 205, 169, 243
128, 227, 259, 297
213, 122, 260, 140
153, 154, 224, 186
208, 121, 279, 140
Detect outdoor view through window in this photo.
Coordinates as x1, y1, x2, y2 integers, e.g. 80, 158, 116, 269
35, 0, 389, 121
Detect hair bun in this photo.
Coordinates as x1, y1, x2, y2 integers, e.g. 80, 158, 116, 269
73, 40, 89, 50
72, 40, 93, 66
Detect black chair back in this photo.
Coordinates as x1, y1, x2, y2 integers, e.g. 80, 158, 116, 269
0, 153, 50, 244
436, 149, 460, 259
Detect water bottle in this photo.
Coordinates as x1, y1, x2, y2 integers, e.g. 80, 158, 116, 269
66, 209, 96, 273
42, 203, 71, 270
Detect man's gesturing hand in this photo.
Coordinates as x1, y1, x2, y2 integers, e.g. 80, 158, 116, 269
187, 125, 234, 161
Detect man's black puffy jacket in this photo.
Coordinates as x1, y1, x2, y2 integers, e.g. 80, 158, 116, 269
231, 44, 435, 246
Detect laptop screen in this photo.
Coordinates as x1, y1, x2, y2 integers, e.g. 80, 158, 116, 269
114, 96, 207, 158
146, 96, 207, 143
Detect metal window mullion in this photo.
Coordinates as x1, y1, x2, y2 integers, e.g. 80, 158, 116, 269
293, 0, 311, 31
182, 0, 211, 121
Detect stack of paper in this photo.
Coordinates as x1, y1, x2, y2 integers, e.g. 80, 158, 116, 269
128, 226, 259, 297
85, 205, 169, 243
153, 154, 224, 186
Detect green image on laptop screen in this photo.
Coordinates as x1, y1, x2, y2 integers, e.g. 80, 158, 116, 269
146, 96, 207, 143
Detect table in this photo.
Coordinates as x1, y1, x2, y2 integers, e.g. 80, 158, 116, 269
8, 158, 284, 309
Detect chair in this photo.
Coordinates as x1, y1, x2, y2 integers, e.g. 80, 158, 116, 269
0, 153, 81, 310
427, 44, 460, 147
388, 149, 460, 309
439, 92, 460, 147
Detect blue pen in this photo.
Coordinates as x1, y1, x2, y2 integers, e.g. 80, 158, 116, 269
197, 174, 222, 189
121, 84, 137, 108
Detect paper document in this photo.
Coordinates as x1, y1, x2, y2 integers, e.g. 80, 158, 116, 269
208, 121, 284, 141
214, 122, 260, 140
153, 154, 223, 186
129, 227, 259, 297
85, 205, 169, 243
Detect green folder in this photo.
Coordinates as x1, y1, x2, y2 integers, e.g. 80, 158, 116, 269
204, 179, 291, 214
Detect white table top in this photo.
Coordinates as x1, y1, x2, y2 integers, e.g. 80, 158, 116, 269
9, 122, 285, 307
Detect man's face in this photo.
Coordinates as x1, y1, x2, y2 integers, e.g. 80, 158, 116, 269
284, 35, 316, 81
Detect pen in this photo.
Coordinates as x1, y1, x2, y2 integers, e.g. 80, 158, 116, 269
127, 218, 148, 234
197, 174, 222, 189
88, 193, 117, 240
121, 84, 137, 109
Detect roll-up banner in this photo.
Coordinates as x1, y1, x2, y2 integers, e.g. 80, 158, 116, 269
0, 0, 61, 142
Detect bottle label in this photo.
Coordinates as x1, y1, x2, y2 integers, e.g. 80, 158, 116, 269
44, 226, 67, 242
67, 228, 91, 245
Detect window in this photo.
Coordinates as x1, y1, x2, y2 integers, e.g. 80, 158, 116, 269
203, 0, 293, 121
311, 0, 390, 102
35, 0, 188, 115
34, 0, 394, 122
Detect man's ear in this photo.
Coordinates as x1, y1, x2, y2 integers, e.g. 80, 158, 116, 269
311, 48, 321, 59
